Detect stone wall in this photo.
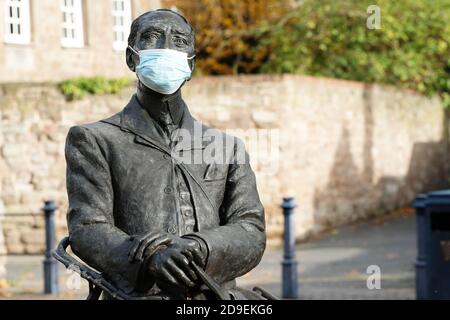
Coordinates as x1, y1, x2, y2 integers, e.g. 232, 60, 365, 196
0, 75, 448, 254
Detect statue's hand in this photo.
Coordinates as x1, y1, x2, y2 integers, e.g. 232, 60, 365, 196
129, 232, 206, 268
148, 244, 199, 295
128, 231, 173, 263
130, 233, 208, 295
170, 237, 207, 269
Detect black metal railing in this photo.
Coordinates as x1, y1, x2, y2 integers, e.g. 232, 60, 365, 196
1, 200, 59, 294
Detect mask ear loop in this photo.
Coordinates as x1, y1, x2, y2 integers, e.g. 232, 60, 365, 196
128, 45, 139, 55
186, 54, 195, 82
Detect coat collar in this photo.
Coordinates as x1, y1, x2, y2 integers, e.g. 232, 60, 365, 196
137, 89, 185, 127
117, 94, 208, 152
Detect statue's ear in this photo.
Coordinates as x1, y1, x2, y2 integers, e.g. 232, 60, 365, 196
126, 47, 136, 72
187, 57, 196, 81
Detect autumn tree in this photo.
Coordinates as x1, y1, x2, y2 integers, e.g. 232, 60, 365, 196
162, 0, 291, 75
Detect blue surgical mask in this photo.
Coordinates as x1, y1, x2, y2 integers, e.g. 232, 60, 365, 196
129, 46, 195, 95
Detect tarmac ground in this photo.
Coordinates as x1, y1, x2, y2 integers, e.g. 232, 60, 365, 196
0, 212, 416, 300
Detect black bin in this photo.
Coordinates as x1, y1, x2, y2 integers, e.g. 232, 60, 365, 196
414, 190, 450, 299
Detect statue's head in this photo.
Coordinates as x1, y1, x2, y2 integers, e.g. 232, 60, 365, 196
126, 9, 196, 95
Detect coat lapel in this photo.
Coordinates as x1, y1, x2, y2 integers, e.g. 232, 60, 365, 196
115, 94, 209, 154
100, 95, 219, 225
119, 95, 171, 154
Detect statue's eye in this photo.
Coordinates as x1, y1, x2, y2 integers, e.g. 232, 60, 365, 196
173, 37, 187, 46
142, 32, 159, 42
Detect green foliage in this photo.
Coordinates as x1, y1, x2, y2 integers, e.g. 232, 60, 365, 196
262, 0, 450, 107
59, 77, 132, 101
59, 1, 450, 106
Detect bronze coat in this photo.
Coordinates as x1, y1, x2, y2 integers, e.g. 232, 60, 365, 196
65, 95, 266, 295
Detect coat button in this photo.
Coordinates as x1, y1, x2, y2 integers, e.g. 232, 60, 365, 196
163, 154, 171, 160
183, 208, 193, 216
181, 192, 190, 200
186, 225, 194, 233
167, 226, 177, 234
164, 187, 173, 194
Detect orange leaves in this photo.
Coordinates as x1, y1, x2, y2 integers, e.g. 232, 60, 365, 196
162, 0, 290, 75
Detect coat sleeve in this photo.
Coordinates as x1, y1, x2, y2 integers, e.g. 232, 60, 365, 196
65, 125, 145, 293
189, 139, 266, 283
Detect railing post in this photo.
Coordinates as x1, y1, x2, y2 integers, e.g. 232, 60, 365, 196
414, 194, 428, 299
43, 200, 59, 294
281, 197, 298, 299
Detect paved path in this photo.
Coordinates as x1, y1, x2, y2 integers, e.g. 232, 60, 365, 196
239, 213, 416, 299
0, 213, 416, 300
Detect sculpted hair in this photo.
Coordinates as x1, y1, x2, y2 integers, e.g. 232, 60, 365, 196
127, 9, 195, 48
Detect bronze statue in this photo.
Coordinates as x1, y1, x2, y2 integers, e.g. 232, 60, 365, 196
62, 9, 267, 300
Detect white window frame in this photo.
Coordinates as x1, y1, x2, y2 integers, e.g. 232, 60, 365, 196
61, 0, 84, 48
4, 0, 31, 45
112, 0, 132, 51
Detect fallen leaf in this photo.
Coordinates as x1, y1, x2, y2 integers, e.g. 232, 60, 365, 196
386, 252, 399, 259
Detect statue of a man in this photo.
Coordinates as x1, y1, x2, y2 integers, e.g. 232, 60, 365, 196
65, 9, 266, 300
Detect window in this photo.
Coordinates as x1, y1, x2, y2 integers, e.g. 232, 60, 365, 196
112, 0, 131, 51
61, 0, 84, 48
4, 0, 31, 44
